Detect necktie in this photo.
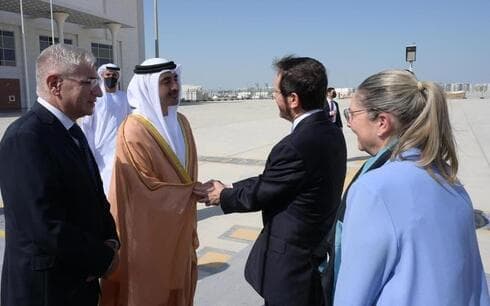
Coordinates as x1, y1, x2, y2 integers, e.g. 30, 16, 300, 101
69, 123, 98, 185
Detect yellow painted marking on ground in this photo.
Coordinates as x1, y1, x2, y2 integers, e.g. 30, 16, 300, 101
0, 201, 3, 208
344, 165, 362, 192
229, 228, 260, 241
0, 230, 5, 238
198, 251, 231, 268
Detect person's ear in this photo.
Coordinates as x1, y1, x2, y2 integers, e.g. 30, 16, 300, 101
376, 112, 395, 138
46, 75, 62, 96
288, 92, 300, 109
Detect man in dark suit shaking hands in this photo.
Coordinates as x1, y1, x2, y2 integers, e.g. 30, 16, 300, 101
195, 56, 347, 306
0, 44, 119, 306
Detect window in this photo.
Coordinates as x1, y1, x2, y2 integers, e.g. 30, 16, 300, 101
0, 31, 16, 66
39, 36, 73, 52
91, 43, 113, 67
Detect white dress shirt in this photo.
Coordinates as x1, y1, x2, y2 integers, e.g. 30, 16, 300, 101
37, 97, 120, 251
37, 97, 74, 130
291, 109, 323, 133
327, 98, 337, 123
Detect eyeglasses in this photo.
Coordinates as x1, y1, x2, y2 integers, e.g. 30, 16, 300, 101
343, 108, 368, 122
62, 76, 100, 89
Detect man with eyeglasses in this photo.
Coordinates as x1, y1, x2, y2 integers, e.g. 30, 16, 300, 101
0, 44, 119, 306
80, 63, 131, 196
195, 56, 347, 306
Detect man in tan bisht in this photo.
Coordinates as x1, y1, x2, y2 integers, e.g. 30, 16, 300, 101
100, 58, 199, 306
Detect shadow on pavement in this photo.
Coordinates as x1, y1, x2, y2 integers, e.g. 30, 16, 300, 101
475, 210, 489, 229
198, 262, 230, 280
197, 206, 223, 221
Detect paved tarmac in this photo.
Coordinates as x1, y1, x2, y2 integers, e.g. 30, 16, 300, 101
0, 98, 489, 305
181, 98, 490, 305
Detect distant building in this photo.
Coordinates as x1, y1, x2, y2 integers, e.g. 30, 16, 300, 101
0, 0, 145, 110
336, 87, 355, 99
451, 83, 464, 92
236, 91, 251, 100
472, 84, 489, 98
182, 84, 208, 102
252, 91, 271, 99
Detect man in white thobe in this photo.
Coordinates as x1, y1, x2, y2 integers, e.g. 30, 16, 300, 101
81, 63, 131, 195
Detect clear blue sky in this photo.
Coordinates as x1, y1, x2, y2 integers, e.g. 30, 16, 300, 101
143, 0, 490, 90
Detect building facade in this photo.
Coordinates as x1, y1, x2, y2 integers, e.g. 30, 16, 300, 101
0, 0, 145, 110
182, 84, 208, 102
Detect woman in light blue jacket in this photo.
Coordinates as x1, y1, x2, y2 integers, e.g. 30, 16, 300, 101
334, 70, 490, 306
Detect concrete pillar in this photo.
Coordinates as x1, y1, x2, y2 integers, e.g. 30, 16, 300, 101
53, 12, 69, 44
106, 23, 121, 65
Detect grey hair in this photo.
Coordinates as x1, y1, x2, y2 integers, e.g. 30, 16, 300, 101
36, 44, 96, 96
356, 69, 458, 183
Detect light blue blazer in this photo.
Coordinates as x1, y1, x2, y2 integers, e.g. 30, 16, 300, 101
334, 148, 490, 306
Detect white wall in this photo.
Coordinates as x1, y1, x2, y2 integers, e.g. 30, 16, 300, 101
0, 0, 144, 109
55, 0, 139, 27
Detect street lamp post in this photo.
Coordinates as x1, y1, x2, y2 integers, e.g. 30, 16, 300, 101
405, 44, 416, 72
154, 0, 159, 57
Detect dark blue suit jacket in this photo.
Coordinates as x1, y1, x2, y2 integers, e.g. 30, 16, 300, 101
324, 100, 343, 128
220, 111, 347, 305
0, 102, 118, 306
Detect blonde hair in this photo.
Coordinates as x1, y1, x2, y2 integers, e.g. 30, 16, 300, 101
356, 69, 458, 183
36, 44, 96, 96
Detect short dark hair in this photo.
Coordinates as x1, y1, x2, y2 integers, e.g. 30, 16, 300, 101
327, 87, 337, 98
273, 55, 328, 111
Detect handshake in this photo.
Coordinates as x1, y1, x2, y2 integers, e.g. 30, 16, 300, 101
193, 179, 228, 206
